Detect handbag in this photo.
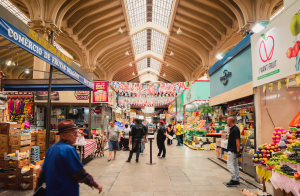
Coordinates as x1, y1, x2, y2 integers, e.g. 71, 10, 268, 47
33, 187, 46, 196
167, 134, 173, 140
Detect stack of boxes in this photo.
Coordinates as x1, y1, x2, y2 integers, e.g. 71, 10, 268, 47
36, 132, 45, 160
19, 166, 39, 190
30, 146, 40, 164
4, 151, 30, 189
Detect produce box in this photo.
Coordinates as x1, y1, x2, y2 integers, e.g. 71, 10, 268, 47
0, 123, 9, 134
40, 151, 45, 159
5, 168, 18, 179
10, 145, 31, 153
36, 142, 45, 151
0, 172, 5, 181
36, 132, 46, 142
30, 132, 36, 141
19, 173, 37, 182
0, 134, 8, 146
5, 158, 30, 168
19, 167, 40, 178
0, 160, 5, 168
30, 141, 36, 146
50, 131, 55, 141
19, 179, 36, 190
9, 135, 31, 146
4, 180, 19, 190
9, 124, 22, 129
0, 146, 9, 157
8, 129, 21, 134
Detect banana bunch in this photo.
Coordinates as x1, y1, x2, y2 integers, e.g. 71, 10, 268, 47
275, 165, 281, 170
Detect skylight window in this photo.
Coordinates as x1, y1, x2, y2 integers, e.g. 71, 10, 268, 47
137, 58, 147, 71
126, 0, 147, 28
132, 30, 147, 55
152, 0, 173, 28
137, 58, 161, 71
126, 0, 173, 28
151, 30, 166, 55
0, 0, 30, 23
270, 6, 284, 21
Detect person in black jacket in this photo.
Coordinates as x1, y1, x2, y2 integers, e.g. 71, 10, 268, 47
126, 119, 145, 163
157, 120, 167, 158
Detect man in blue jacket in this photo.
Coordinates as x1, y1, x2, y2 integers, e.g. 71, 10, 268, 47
35, 120, 102, 195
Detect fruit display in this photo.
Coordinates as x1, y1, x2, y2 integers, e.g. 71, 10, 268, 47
252, 143, 280, 164
272, 127, 286, 144
281, 164, 297, 176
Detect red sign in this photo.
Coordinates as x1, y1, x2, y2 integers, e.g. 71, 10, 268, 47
259, 36, 274, 62
94, 107, 102, 114
93, 81, 108, 102
76, 95, 89, 100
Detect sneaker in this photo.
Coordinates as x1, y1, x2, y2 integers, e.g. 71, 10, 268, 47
157, 155, 160, 157
125, 160, 130, 163
160, 156, 165, 159
226, 180, 240, 186
136, 159, 139, 163
141, 153, 143, 155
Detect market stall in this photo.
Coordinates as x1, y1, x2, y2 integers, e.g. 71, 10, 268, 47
209, 33, 256, 176
249, 0, 300, 194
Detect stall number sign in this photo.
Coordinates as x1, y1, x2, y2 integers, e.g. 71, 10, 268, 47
74, 91, 89, 100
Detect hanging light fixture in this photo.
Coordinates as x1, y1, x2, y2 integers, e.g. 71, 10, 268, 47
132, 72, 135, 76
163, 73, 166, 77
25, 69, 29, 74
170, 51, 174, 56
6, 60, 11, 66
117, 3, 123, 34
125, 51, 129, 56
166, 64, 170, 67
177, 0, 183, 35
129, 62, 132, 67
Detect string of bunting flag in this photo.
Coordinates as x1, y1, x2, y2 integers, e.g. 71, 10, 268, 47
110, 81, 194, 97
118, 96, 175, 107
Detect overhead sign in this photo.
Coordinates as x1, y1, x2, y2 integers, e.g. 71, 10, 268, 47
220, 70, 232, 85
74, 91, 89, 100
160, 114, 165, 119
251, 1, 300, 87
0, 18, 94, 89
93, 81, 108, 102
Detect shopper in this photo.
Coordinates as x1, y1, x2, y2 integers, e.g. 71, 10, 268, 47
35, 119, 102, 196
126, 119, 145, 163
141, 121, 148, 155
106, 120, 121, 161
82, 123, 89, 139
175, 121, 182, 146
157, 120, 167, 158
167, 124, 173, 145
226, 116, 241, 186
179, 121, 184, 145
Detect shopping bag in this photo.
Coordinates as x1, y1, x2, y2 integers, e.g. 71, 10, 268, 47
167, 134, 173, 140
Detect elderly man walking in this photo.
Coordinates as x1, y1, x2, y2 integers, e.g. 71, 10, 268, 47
35, 119, 102, 196
106, 120, 122, 161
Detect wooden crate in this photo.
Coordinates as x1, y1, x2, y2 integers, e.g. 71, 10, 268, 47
4, 180, 19, 190
0, 146, 9, 157
19, 179, 36, 190
0, 172, 5, 182
36, 142, 45, 151
30, 141, 36, 146
9, 124, 22, 129
0, 123, 22, 135
0, 160, 5, 168
9, 145, 31, 153
8, 129, 21, 134
36, 132, 46, 142
0, 134, 8, 146
0, 123, 9, 134
40, 151, 45, 159
5, 158, 30, 168
30, 132, 36, 141
9, 135, 31, 146
50, 131, 55, 141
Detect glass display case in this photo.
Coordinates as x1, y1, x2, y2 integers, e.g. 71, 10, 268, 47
242, 132, 256, 177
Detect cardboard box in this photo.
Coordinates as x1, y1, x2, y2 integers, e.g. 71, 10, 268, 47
10, 145, 31, 153
9, 135, 31, 146
30, 132, 36, 141
30, 141, 36, 146
19, 179, 36, 190
36, 132, 46, 142
5, 158, 30, 168
0, 134, 8, 146
36, 142, 45, 151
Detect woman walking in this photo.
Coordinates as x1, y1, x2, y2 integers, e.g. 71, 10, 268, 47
167, 124, 174, 145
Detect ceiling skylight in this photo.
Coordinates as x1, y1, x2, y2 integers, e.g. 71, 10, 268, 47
0, 0, 30, 23
137, 58, 161, 71
126, 0, 173, 28
132, 30, 147, 55
151, 30, 166, 55
0, 0, 73, 60
152, 0, 173, 28
137, 58, 147, 71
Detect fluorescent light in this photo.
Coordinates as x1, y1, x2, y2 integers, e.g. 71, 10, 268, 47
216, 53, 224, 60
25, 69, 29, 74
129, 63, 132, 67
251, 23, 265, 33
132, 72, 135, 76
163, 73, 166, 77
6, 60, 11, 66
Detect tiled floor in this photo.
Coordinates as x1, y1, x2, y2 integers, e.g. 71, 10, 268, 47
0, 140, 253, 196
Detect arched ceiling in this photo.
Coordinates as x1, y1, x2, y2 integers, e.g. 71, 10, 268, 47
3, 0, 284, 82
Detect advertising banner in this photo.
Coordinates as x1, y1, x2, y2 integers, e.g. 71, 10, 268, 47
176, 93, 184, 115
168, 100, 177, 115
93, 81, 108, 103
251, 1, 300, 87
108, 87, 115, 106
0, 17, 94, 89
35, 91, 60, 100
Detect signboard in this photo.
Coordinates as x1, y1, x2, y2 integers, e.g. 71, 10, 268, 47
0, 18, 93, 89
183, 81, 210, 105
144, 106, 155, 113
176, 93, 184, 115
251, 1, 300, 87
168, 100, 177, 115
93, 81, 108, 102
130, 112, 136, 118
160, 114, 165, 119
35, 91, 60, 100
74, 91, 89, 100
108, 87, 115, 106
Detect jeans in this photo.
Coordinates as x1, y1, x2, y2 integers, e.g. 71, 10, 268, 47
227, 151, 239, 182
180, 134, 183, 145
176, 135, 181, 146
141, 140, 145, 153
128, 139, 141, 161
157, 139, 166, 157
